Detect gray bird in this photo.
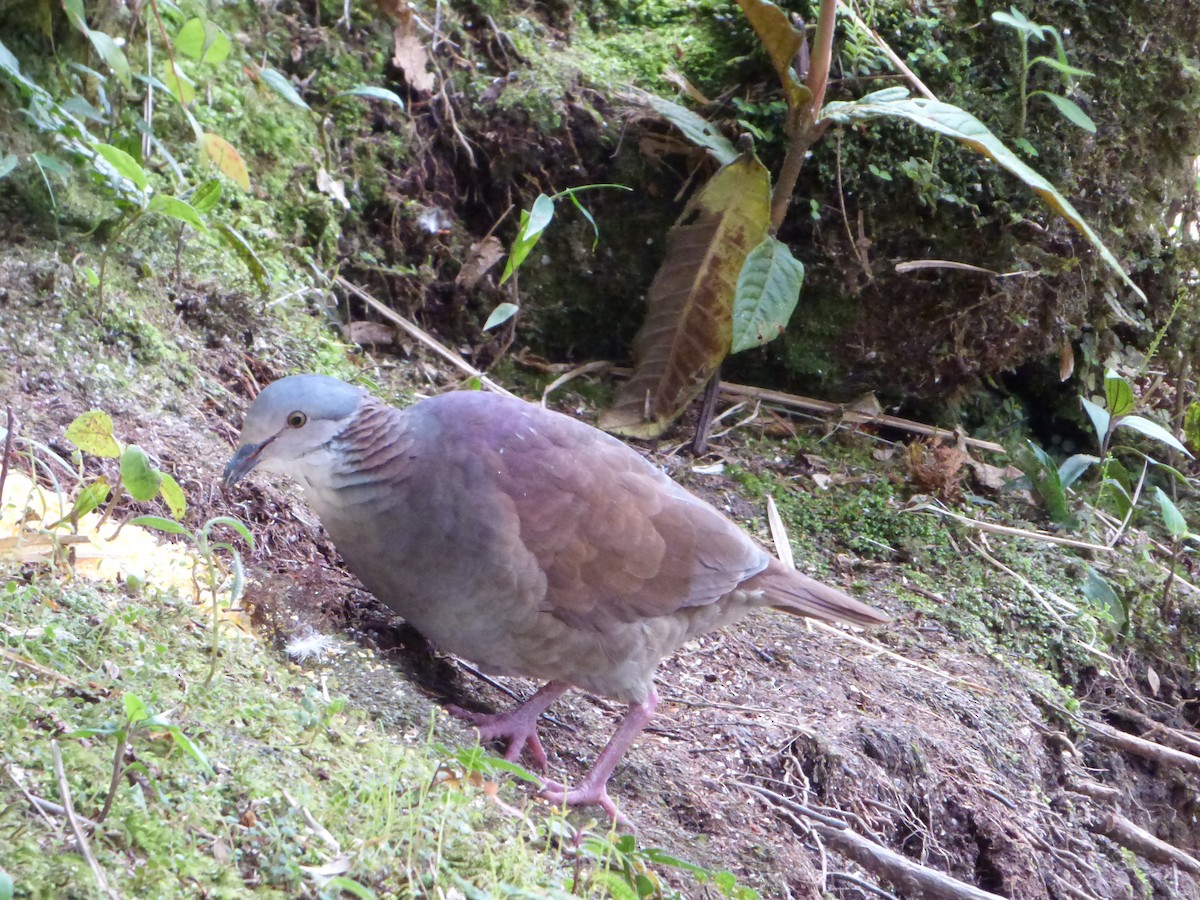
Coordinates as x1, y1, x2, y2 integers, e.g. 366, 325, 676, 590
224, 374, 888, 818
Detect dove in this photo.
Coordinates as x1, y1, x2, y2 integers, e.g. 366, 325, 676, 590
224, 374, 887, 818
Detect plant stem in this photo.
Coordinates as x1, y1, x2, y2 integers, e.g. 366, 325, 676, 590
1017, 34, 1029, 135
94, 726, 129, 824
770, 0, 836, 231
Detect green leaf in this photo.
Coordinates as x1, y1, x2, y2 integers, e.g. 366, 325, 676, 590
129, 514, 189, 535
322, 877, 377, 900
821, 89, 1146, 302
0, 867, 13, 900
120, 446, 163, 501
1036, 92, 1096, 133
201, 515, 255, 548
66, 410, 121, 457
61, 0, 87, 32
167, 726, 215, 776
85, 30, 131, 89
1030, 55, 1092, 78
483, 302, 519, 331
334, 85, 405, 109
731, 236, 804, 353
1082, 565, 1125, 631
1080, 396, 1110, 449
990, 9, 1038, 38
174, 18, 230, 64
147, 194, 206, 231
1016, 441, 1072, 527
1183, 401, 1200, 451
72, 478, 111, 518
0, 154, 15, 179
1104, 370, 1134, 417
93, 142, 148, 191
1154, 487, 1188, 538
260, 67, 310, 110
645, 94, 738, 165
1057, 453, 1098, 490
1098, 477, 1131, 519
500, 194, 556, 284
587, 871, 639, 900
159, 473, 187, 519
1116, 415, 1192, 457
123, 692, 150, 724
213, 222, 270, 296
162, 59, 195, 105
190, 178, 221, 214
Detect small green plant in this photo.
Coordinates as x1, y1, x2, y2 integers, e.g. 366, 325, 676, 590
575, 832, 760, 900
991, 6, 1096, 147
258, 67, 405, 173
66, 691, 214, 824
60, 408, 253, 686
63, 409, 186, 524
130, 513, 253, 687
484, 183, 633, 333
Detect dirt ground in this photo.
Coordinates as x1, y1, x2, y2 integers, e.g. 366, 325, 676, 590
3, 252, 1200, 899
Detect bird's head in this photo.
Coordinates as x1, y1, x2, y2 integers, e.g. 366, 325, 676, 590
223, 374, 366, 488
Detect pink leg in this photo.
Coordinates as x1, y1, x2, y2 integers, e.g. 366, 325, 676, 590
447, 681, 569, 771
541, 687, 659, 823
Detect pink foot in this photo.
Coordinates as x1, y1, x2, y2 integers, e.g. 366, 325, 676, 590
447, 703, 550, 769
540, 777, 626, 825
446, 681, 569, 771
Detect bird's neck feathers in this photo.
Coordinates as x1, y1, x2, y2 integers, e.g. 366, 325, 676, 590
295, 398, 415, 516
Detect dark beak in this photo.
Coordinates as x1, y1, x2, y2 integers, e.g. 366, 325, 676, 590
223, 440, 268, 489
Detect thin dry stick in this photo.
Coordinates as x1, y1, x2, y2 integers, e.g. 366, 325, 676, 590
915, 503, 1114, 553
2, 760, 61, 831
0, 406, 14, 508
2, 647, 83, 687
742, 782, 1007, 900
52, 740, 119, 900
717, 381, 1006, 453
968, 536, 1069, 626
807, 620, 998, 696
836, 1, 937, 100
334, 277, 515, 398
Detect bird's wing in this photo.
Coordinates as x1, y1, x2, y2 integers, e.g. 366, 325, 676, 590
439, 394, 768, 631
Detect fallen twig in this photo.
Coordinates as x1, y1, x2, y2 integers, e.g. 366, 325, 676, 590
1091, 812, 1200, 876
742, 782, 1006, 900
52, 739, 119, 900
334, 277, 515, 398
2, 761, 60, 831
912, 503, 1114, 553
1081, 718, 1200, 776
718, 381, 1006, 454
1, 647, 83, 687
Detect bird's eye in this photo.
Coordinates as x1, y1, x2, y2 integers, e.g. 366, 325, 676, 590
286, 411, 307, 428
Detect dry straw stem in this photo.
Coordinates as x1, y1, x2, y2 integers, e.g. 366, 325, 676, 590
742, 782, 1007, 900
52, 739, 119, 900
335, 277, 516, 398
913, 502, 1115, 553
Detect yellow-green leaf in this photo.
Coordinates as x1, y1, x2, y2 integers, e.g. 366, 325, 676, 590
66, 410, 121, 457
200, 133, 250, 191
72, 477, 111, 518
736, 0, 811, 112
159, 473, 187, 519
175, 18, 231, 65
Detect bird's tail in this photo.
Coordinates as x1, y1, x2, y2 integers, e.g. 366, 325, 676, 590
746, 557, 889, 627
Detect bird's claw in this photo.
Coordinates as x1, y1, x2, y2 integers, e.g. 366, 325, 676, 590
446, 704, 550, 771
540, 778, 628, 826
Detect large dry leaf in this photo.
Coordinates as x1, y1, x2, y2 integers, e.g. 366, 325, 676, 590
600, 151, 770, 438
736, 0, 811, 112
385, 2, 435, 93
